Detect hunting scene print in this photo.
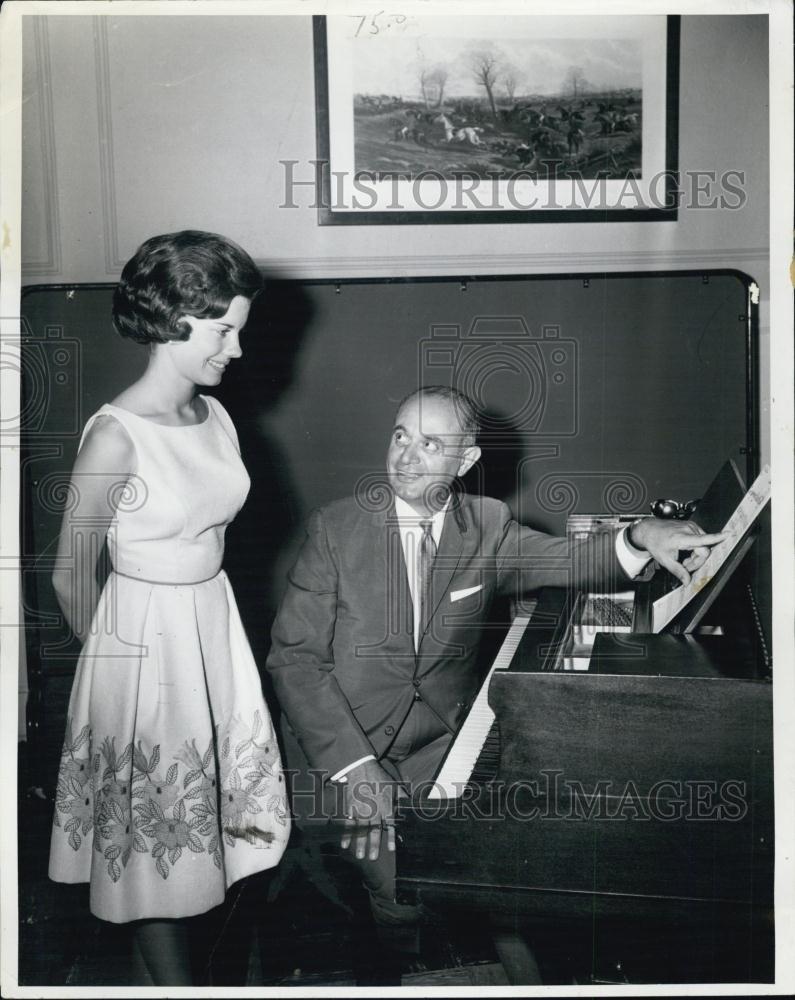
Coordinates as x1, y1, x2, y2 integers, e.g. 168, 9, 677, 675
351, 36, 643, 181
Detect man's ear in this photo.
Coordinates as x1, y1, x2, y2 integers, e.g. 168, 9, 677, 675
457, 445, 481, 478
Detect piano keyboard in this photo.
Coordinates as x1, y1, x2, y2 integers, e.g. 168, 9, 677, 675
469, 720, 501, 785
427, 614, 532, 800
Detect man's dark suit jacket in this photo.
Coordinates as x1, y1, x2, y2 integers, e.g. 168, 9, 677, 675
266, 490, 629, 803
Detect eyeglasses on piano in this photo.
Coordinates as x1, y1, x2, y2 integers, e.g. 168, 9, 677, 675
649, 498, 701, 519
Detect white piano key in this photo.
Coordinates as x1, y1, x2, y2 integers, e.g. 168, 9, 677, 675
427, 615, 531, 800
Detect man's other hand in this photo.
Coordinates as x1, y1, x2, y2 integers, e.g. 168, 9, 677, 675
339, 759, 397, 861
629, 518, 728, 586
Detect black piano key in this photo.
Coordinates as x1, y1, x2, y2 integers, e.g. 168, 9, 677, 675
469, 720, 501, 785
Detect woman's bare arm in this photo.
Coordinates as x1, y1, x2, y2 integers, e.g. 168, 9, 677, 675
51, 416, 135, 643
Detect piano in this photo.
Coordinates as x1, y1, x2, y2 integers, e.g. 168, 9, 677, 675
395, 461, 774, 983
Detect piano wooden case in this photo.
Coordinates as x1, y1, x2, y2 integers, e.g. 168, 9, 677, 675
396, 585, 773, 922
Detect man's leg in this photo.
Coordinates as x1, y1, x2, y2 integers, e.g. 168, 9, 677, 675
279, 713, 449, 969
352, 726, 453, 940
355, 841, 424, 951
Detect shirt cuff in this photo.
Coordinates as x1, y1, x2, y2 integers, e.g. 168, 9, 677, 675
615, 524, 651, 579
330, 755, 376, 783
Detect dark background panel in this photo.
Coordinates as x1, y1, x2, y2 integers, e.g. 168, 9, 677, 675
241, 274, 750, 531
20, 272, 759, 691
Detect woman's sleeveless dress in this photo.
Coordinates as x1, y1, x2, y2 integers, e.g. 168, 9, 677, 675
48, 395, 290, 923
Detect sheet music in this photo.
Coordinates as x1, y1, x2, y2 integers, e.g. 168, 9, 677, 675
651, 465, 771, 632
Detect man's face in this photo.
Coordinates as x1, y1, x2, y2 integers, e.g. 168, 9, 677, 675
386, 394, 480, 515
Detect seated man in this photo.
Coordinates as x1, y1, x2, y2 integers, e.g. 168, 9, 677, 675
265, 385, 724, 975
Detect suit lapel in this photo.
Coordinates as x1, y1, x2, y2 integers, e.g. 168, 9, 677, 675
377, 503, 415, 655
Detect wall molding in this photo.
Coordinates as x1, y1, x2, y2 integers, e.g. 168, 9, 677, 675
256, 246, 769, 280
22, 18, 62, 278
93, 16, 126, 275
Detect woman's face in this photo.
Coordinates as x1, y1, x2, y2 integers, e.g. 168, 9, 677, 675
168, 295, 251, 387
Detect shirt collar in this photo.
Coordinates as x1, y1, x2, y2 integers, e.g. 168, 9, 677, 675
394, 494, 450, 527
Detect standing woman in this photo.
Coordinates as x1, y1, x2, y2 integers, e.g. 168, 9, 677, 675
48, 231, 290, 985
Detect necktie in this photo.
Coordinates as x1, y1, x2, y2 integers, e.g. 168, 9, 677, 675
418, 520, 437, 641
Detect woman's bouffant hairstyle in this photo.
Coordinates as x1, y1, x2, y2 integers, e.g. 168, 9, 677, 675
112, 231, 263, 345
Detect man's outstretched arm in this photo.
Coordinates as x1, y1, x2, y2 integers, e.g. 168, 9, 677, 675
496, 505, 726, 593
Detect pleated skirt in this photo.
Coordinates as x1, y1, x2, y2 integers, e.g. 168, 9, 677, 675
48, 570, 290, 923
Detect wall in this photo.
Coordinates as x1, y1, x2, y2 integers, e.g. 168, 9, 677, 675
21, 13, 769, 282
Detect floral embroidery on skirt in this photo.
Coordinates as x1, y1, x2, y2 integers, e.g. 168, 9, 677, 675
53, 711, 288, 885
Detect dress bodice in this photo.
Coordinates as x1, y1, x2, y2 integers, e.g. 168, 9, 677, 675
79, 395, 249, 583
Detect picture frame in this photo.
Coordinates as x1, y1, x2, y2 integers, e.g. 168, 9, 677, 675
313, 13, 680, 224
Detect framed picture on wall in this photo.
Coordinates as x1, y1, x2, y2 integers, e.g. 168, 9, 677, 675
313, 13, 679, 224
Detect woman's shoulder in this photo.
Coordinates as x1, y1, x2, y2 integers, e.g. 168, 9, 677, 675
202, 395, 240, 447
202, 394, 230, 421
78, 409, 135, 469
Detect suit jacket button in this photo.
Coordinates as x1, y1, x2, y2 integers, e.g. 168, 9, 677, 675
384, 725, 395, 736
